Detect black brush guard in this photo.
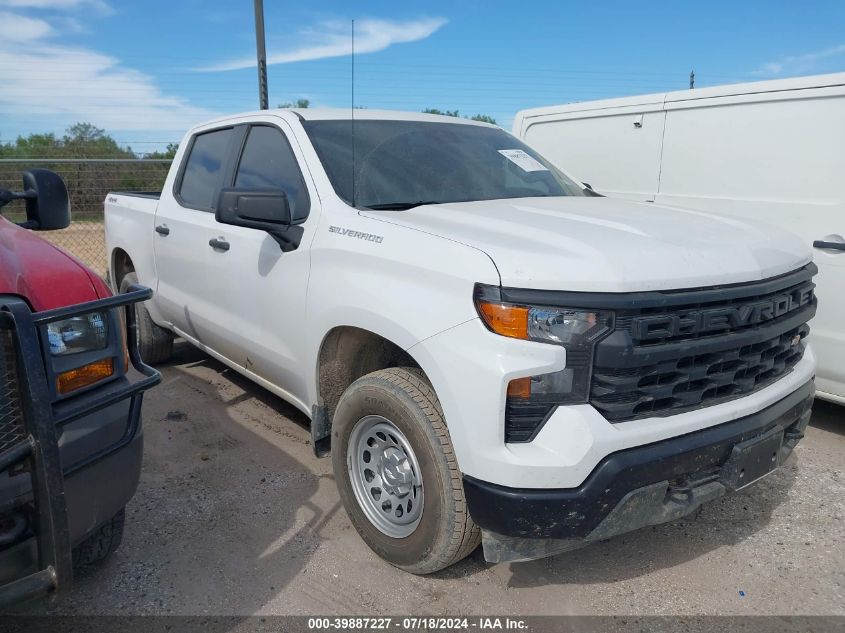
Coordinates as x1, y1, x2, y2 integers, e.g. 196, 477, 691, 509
0, 285, 160, 606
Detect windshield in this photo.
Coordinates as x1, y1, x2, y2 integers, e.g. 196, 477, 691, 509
302, 120, 586, 209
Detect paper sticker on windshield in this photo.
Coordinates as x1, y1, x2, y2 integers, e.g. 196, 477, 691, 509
498, 149, 549, 172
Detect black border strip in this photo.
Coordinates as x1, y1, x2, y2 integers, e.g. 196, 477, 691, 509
496, 263, 817, 310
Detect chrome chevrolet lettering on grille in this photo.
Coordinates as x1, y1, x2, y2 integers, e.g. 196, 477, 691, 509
632, 285, 815, 341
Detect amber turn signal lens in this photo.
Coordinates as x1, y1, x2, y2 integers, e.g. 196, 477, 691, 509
477, 302, 529, 339
57, 358, 114, 395
507, 377, 532, 399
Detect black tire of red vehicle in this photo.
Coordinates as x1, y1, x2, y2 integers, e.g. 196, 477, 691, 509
331, 367, 480, 574
72, 508, 125, 570
120, 272, 173, 365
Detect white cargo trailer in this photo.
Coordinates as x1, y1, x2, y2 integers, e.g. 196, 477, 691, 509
514, 73, 845, 403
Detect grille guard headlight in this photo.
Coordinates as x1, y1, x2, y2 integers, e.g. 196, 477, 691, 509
40, 309, 124, 398
47, 312, 108, 356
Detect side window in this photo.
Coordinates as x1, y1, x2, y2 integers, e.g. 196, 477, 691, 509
235, 125, 311, 222
178, 128, 233, 210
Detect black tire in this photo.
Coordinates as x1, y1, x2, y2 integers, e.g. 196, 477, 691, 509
72, 508, 125, 570
120, 272, 173, 364
332, 367, 480, 574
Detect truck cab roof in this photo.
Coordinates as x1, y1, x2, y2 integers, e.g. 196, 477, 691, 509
191, 108, 499, 131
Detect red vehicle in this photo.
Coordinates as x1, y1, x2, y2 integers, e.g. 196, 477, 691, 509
0, 170, 159, 605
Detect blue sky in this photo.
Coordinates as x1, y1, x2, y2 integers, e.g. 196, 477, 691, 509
1, 0, 844, 153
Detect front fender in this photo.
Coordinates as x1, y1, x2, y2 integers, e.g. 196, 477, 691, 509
304, 211, 500, 407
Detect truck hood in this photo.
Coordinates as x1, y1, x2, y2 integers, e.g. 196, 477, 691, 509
362, 197, 812, 292
0, 216, 100, 311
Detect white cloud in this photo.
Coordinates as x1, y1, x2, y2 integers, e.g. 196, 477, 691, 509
0, 11, 52, 41
197, 16, 447, 72
752, 43, 845, 76
0, 0, 111, 10
0, 10, 218, 133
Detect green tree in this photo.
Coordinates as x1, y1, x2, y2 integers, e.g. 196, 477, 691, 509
62, 122, 134, 158
146, 143, 179, 160
278, 98, 310, 109
470, 114, 497, 124
0, 124, 175, 218
0, 133, 63, 158
64, 122, 106, 144
423, 108, 459, 117
422, 109, 497, 125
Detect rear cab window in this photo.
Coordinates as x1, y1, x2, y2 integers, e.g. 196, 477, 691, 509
176, 127, 234, 211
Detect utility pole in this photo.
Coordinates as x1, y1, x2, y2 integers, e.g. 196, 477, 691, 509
254, 0, 269, 109
689, 69, 695, 89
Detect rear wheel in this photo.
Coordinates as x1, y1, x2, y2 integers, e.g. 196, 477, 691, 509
120, 272, 173, 364
332, 367, 480, 574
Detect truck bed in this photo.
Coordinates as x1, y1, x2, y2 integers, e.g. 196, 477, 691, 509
104, 192, 160, 289
109, 191, 161, 200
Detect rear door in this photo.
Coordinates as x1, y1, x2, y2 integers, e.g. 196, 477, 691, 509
152, 124, 243, 353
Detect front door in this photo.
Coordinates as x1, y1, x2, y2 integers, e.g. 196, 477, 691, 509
200, 120, 319, 409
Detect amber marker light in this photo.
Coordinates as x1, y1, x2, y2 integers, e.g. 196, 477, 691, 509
507, 377, 532, 399
57, 358, 115, 395
477, 302, 530, 339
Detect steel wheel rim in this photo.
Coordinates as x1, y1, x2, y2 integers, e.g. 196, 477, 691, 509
347, 415, 424, 538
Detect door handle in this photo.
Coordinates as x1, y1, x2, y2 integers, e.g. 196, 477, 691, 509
209, 237, 230, 252
813, 240, 845, 252
155, 224, 170, 236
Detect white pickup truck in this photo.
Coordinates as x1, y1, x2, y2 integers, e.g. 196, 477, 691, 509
105, 109, 817, 573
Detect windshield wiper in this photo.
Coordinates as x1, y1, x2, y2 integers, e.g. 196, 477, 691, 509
364, 201, 444, 211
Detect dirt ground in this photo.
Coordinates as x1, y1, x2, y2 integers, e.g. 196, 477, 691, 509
15, 341, 845, 616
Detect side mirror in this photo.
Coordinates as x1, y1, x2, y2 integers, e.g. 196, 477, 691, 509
24, 169, 71, 230
216, 188, 291, 229
215, 188, 303, 252
0, 169, 70, 230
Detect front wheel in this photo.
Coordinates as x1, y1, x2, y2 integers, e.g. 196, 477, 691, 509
72, 508, 125, 570
332, 367, 480, 574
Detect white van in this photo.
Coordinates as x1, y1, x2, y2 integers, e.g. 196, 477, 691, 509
514, 73, 845, 404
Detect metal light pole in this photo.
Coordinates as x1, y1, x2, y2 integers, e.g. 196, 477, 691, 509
254, 0, 269, 109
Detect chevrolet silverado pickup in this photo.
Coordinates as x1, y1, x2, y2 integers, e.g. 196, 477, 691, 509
105, 110, 817, 572
0, 169, 159, 605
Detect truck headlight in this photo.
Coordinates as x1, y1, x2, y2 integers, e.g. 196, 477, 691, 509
44, 311, 117, 396
47, 312, 108, 356
474, 285, 614, 442
526, 307, 612, 346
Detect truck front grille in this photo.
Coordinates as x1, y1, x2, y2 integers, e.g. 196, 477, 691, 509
589, 267, 817, 423
0, 328, 26, 454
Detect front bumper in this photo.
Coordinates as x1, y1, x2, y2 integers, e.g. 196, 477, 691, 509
0, 286, 160, 606
464, 379, 814, 563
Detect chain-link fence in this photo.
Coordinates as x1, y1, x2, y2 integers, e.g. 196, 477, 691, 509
0, 159, 172, 277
